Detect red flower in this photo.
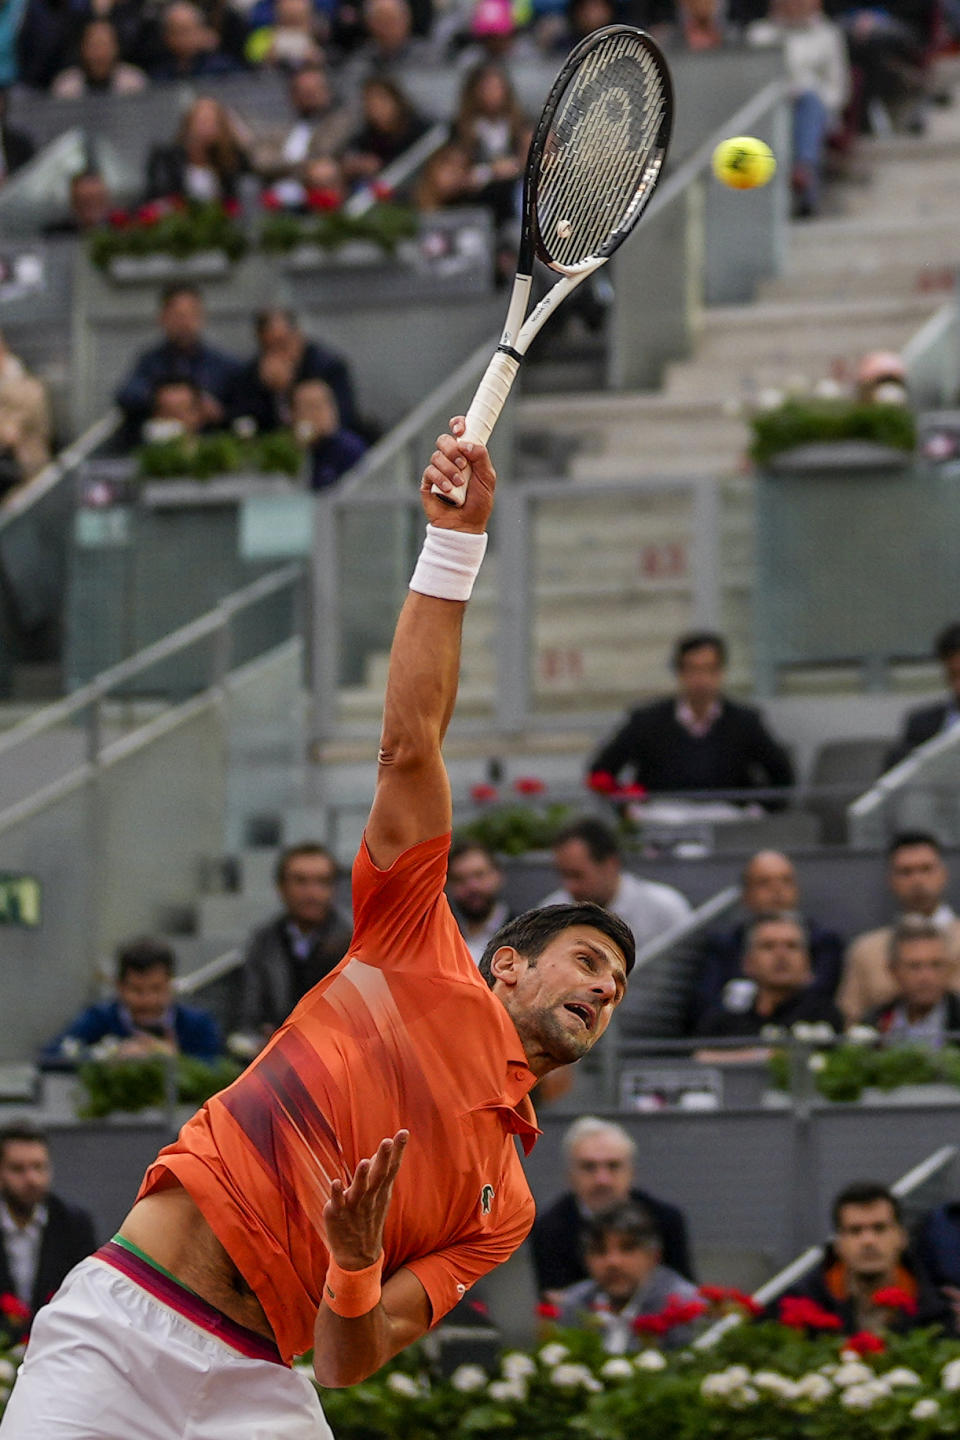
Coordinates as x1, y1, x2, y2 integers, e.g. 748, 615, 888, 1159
845, 1330, 886, 1355
261, 190, 283, 211
0, 1292, 30, 1322
587, 770, 617, 795
107, 208, 131, 229
632, 1313, 669, 1336
305, 187, 342, 212
620, 783, 647, 800
513, 776, 545, 796
871, 1286, 918, 1316
698, 1284, 761, 1316
535, 1301, 560, 1321
778, 1296, 843, 1331
469, 1299, 489, 1317
371, 180, 394, 202
135, 202, 163, 226
222, 198, 241, 219
470, 783, 499, 804
659, 1297, 708, 1328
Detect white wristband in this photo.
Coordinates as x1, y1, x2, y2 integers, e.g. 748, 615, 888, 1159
409, 524, 488, 602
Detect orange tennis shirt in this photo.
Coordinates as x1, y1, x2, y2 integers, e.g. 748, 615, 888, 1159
138, 831, 539, 1364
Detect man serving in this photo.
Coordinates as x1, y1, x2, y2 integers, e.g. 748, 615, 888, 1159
1, 421, 633, 1438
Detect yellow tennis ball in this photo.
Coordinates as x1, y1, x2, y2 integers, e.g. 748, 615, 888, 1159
711, 136, 777, 191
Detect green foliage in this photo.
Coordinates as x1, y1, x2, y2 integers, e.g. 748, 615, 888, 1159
457, 802, 576, 857
76, 1054, 242, 1118
770, 1042, 960, 1103
88, 201, 248, 268
750, 399, 916, 465
259, 203, 418, 257
137, 428, 302, 481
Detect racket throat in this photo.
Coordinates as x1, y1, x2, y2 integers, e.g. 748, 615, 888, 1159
499, 273, 534, 353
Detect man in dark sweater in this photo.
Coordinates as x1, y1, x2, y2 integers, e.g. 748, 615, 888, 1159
232, 842, 353, 1048
696, 913, 844, 1038
886, 622, 960, 770
589, 631, 794, 804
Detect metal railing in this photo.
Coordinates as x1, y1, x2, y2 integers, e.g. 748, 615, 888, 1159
848, 724, 960, 850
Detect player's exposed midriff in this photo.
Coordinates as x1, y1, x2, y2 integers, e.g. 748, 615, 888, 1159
119, 1176, 276, 1343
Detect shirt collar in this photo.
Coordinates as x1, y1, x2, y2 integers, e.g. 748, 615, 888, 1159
0, 1199, 47, 1235
675, 697, 722, 738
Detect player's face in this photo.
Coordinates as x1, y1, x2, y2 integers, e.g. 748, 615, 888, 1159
448, 849, 502, 921
0, 1141, 51, 1218
585, 1232, 657, 1307
888, 844, 946, 914
505, 924, 627, 1066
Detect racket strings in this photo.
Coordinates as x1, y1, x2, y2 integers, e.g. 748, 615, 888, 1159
537, 33, 668, 270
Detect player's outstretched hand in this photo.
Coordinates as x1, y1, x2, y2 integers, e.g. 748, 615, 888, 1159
420, 415, 495, 534
323, 1130, 409, 1271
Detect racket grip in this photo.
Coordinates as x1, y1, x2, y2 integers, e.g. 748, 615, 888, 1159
432, 350, 520, 507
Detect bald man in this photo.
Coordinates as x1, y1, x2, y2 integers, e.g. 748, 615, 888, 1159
689, 850, 843, 1028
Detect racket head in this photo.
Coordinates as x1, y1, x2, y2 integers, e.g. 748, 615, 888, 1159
520, 25, 674, 277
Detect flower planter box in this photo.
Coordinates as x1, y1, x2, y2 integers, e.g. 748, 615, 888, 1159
281, 239, 394, 271
106, 250, 234, 283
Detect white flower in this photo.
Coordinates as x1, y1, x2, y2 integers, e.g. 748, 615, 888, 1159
728, 1384, 759, 1408
753, 1370, 798, 1399
501, 1352, 536, 1381
883, 1367, 921, 1388
601, 1358, 634, 1380
635, 1349, 667, 1372
808, 1052, 827, 1072
386, 1372, 420, 1398
538, 1342, 569, 1367
943, 1358, 960, 1391
724, 1365, 751, 1386
794, 1372, 833, 1401
757, 387, 785, 411
911, 1398, 941, 1420
0, 1359, 14, 1383
701, 1372, 734, 1399
839, 1350, 859, 1363
551, 1362, 602, 1392
847, 1025, 878, 1046
833, 1361, 874, 1387
488, 1378, 527, 1402
791, 1022, 835, 1043
449, 1364, 487, 1393
841, 1383, 880, 1410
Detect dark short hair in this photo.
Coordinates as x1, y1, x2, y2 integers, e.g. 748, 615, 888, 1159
160, 282, 201, 308
583, 1201, 661, 1253
832, 1181, 902, 1229
255, 307, 297, 339
554, 817, 620, 864
448, 838, 500, 872
887, 830, 942, 859
274, 842, 337, 886
672, 631, 727, 671
890, 915, 946, 965
935, 623, 960, 663
744, 910, 808, 952
116, 936, 175, 983
0, 1120, 48, 1164
477, 902, 634, 985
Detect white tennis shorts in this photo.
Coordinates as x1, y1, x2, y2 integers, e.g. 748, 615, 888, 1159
0, 1253, 333, 1439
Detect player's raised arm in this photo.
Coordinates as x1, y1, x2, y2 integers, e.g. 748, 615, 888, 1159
364, 418, 496, 870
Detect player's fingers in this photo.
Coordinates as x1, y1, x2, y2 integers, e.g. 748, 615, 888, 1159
459, 441, 495, 493
344, 1156, 371, 1203
435, 434, 470, 470
422, 461, 461, 496
382, 1130, 409, 1185
449, 415, 466, 436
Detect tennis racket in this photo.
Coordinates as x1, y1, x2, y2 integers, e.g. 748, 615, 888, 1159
434, 24, 674, 505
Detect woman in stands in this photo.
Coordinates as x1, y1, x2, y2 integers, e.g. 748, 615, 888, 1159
342, 76, 430, 187
145, 95, 251, 204
452, 61, 528, 201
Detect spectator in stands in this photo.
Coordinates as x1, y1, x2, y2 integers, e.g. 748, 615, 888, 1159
51, 17, 148, 96
342, 75, 428, 186
532, 1116, 694, 1297
145, 378, 207, 437
347, 0, 432, 80
231, 842, 352, 1047
838, 832, 960, 1023
44, 168, 113, 234
0, 1, 28, 89
246, 0, 326, 66
0, 1121, 96, 1317
292, 378, 367, 487
250, 63, 354, 182
146, 95, 250, 203
588, 631, 795, 805
414, 140, 474, 210
868, 917, 960, 1047
539, 817, 692, 952
656, 0, 737, 51
116, 282, 241, 437
150, 0, 239, 80
746, 0, 850, 217
778, 1181, 952, 1334
696, 912, 844, 1038
42, 936, 223, 1063
886, 623, 960, 769
838, 0, 929, 134
15, 0, 75, 88
691, 849, 844, 1025
452, 61, 527, 224
228, 306, 356, 434
0, 88, 34, 182
455, 0, 531, 68
0, 330, 51, 489
447, 839, 513, 963
556, 1202, 703, 1351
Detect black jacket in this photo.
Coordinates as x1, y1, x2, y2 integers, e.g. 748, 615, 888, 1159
0, 1192, 96, 1316
885, 701, 955, 770
691, 917, 845, 1026
232, 910, 354, 1034
531, 1187, 694, 1293
590, 696, 794, 799
778, 1252, 953, 1335
227, 341, 358, 434
696, 985, 844, 1038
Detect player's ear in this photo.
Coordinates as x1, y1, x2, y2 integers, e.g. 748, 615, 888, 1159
489, 945, 523, 987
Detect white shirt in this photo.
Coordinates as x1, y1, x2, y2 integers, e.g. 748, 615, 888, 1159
748, 14, 850, 116
538, 871, 692, 950
0, 1199, 47, 1305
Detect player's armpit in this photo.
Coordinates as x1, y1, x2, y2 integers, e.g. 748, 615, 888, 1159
312, 1266, 432, 1388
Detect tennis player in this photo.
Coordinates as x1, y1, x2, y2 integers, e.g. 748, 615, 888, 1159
0, 419, 634, 1438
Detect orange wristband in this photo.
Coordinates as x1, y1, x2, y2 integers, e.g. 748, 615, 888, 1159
323, 1254, 384, 1318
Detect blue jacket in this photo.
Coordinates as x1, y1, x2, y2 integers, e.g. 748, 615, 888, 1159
43, 999, 222, 1063
116, 340, 241, 428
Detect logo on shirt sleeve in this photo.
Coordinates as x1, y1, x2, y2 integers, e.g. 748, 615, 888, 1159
480, 1184, 495, 1215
